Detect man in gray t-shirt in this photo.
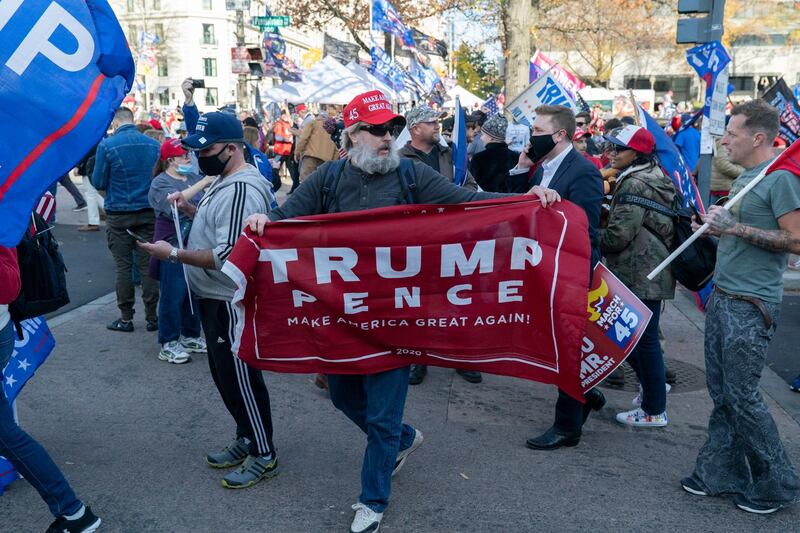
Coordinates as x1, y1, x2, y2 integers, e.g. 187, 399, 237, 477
682, 100, 800, 514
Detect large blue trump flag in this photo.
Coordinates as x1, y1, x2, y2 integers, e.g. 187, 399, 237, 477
0, 0, 134, 246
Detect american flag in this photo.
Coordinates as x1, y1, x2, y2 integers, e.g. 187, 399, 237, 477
482, 96, 499, 116
576, 92, 591, 114
35, 191, 56, 224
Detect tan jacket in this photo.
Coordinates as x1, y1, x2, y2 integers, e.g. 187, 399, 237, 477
711, 138, 743, 194
296, 118, 338, 162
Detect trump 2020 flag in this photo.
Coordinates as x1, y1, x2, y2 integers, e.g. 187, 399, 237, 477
452, 96, 467, 186
0, 317, 56, 494
0, 1, 134, 246
507, 72, 576, 129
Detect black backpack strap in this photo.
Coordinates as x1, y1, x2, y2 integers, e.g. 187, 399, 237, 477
321, 159, 347, 213
398, 158, 418, 205
615, 193, 676, 218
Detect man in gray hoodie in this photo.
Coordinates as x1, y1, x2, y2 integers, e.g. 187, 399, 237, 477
138, 112, 278, 490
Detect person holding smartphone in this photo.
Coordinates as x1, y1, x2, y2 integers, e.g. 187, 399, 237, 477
147, 139, 210, 364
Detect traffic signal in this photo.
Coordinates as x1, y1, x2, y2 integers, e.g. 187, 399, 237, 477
676, 0, 725, 44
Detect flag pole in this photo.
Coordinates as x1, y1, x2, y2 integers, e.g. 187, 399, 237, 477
629, 90, 641, 126
646, 163, 771, 280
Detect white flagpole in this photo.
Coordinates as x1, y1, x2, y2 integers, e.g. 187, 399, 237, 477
646, 164, 771, 281
171, 202, 195, 314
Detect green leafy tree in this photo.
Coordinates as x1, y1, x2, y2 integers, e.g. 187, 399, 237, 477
454, 43, 502, 99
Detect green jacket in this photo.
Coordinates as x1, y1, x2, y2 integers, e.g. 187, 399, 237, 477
601, 162, 676, 301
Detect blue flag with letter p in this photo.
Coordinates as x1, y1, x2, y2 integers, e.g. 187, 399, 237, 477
0, 0, 134, 246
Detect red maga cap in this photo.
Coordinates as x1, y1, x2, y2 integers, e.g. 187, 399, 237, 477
343, 90, 405, 128
160, 138, 187, 161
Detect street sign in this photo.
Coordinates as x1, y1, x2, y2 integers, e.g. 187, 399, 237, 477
252, 16, 290, 27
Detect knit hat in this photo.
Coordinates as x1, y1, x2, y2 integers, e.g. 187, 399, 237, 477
481, 114, 507, 141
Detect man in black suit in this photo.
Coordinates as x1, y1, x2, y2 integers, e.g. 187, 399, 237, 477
511, 105, 606, 450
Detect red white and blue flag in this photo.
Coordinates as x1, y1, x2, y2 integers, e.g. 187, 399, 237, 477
0, 0, 134, 246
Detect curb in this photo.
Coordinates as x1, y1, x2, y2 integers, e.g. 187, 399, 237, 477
47, 292, 116, 329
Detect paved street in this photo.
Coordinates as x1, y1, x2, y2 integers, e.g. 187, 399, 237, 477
3, 188, 800, 531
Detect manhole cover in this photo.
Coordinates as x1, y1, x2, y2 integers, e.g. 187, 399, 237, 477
598, 357, 706, 393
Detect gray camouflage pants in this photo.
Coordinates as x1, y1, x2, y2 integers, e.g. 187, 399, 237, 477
691, 292, 800, 508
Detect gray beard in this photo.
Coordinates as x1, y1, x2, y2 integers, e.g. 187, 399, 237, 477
348, 143, 401, 175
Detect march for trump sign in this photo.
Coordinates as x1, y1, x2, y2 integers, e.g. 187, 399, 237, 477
0, 0, 134, 246
223, 197, 649, 400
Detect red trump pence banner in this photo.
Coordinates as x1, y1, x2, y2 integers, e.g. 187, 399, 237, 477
222, 197, 646, 400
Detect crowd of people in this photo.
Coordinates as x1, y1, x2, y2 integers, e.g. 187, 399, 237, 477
3, 81, 800, 532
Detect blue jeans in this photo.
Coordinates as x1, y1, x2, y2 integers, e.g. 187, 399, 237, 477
327, 366, 417, 513
626, 300, 666, 415
157, 261, 201, 345
0, 322, 82, 517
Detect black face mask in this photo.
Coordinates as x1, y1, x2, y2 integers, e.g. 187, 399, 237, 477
197, 144, 232, 176
526, 133, 558, 163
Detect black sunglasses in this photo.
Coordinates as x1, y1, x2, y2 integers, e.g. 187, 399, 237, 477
360, 123, 398, 137
610, 145, 632, 154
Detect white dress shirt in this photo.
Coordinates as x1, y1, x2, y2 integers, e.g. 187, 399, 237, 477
538, 144, 573, 189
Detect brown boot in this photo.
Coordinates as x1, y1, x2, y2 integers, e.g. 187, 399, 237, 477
78, 224, 99, 232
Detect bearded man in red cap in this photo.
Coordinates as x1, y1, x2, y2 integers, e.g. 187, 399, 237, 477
244, 90, 560, 533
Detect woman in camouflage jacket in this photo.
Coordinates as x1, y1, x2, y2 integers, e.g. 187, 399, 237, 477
601, 125, 676, 429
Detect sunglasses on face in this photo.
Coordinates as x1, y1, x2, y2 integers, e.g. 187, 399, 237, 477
611, 146, 632, 154
360, 123, 397, 137
576, 121, 587, 127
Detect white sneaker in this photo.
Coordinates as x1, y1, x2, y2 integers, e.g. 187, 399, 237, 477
616, 408, 668, 427
632, 383, 671, 407
181, 336, 207, 353
158, 341, 191, 364
392, 429, 423, 477
350, 502, 382, 533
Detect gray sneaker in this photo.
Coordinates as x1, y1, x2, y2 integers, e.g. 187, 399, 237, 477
205, 437, 250, 469
221, 454, 278, 489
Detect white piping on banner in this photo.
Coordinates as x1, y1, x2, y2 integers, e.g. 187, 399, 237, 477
171, 201, 195, 315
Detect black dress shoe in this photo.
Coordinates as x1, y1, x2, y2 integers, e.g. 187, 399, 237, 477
146, 319, 158, 332
526, 426, 581, 450
456, 369, 482, 383
409, 364, 427, 385
582, 388, 606, 422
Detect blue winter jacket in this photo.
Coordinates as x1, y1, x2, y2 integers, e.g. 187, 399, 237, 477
91, 124, 160, 212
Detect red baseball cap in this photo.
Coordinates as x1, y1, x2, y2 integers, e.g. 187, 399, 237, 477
148, 118, 163, 131
572, 128, 591, 142
343, 90, 406, 128
603, 125, 655, 154
160, 138, 188, 161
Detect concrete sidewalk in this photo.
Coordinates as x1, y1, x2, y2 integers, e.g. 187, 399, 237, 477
2, 288, 799, 532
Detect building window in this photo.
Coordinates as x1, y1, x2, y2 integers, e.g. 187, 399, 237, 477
152, 0, 161, 9
158, 91, 170, 105
128, 25, 139, 41
127, 0, 135, 11
154, 23, 164, 41
203, 58, 217, 77
205, 87, 218, 107
157, 59, 168, 77
202, 0, 213, 9
728, 76, 755, 93
202, 24, 216, 45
